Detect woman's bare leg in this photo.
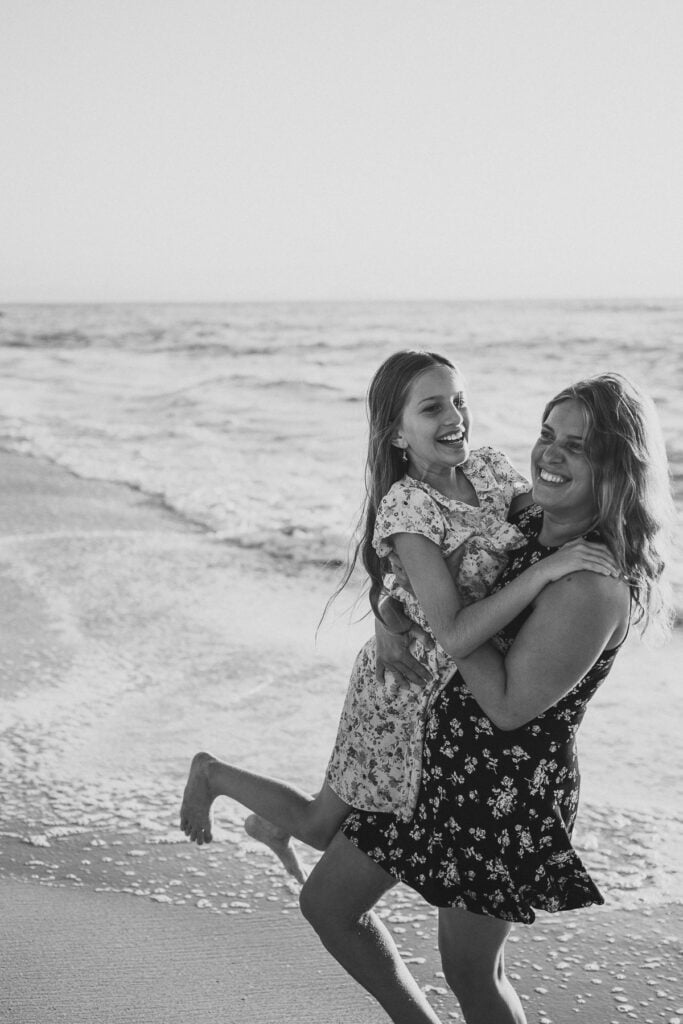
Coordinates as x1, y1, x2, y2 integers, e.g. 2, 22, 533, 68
437, 907, 527, 1024
300, 832, 443, 1024
179, 752, 349, 878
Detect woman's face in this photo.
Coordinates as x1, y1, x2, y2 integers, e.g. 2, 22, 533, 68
531, 399, 596, 520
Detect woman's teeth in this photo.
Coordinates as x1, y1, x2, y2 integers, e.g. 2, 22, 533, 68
538, 468, 566, 484
438, 433, 463, 445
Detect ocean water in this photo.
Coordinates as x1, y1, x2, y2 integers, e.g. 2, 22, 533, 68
0, 300, 681, 601
1, 301, 682, 919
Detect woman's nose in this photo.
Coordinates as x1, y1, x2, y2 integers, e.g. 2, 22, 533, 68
544, 441, 563, 461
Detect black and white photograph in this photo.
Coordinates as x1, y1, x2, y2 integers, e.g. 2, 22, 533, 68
1, 2, 681, 1022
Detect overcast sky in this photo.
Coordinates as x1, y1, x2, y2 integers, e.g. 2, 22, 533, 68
2, 0, 682, 302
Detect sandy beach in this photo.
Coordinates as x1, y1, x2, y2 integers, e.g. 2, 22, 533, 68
1, 450, 682, 1024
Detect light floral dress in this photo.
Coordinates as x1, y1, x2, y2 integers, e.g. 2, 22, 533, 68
326, 446, 529, 820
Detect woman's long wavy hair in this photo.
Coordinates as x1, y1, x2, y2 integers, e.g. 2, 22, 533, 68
331, 349, 457, 623
544, 373, 676, 639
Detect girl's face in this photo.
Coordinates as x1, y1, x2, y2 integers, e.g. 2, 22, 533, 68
393, 365, 471, 477
531, 400, 596, 520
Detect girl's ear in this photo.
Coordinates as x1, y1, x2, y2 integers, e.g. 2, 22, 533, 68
391, 434, 407, 451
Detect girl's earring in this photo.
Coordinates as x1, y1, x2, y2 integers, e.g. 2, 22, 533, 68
402, 448, 408, 464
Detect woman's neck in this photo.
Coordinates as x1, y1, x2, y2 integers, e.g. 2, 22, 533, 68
537, 510, 597, 547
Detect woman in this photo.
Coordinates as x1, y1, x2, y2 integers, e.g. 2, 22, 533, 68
298, 373, 674, 1024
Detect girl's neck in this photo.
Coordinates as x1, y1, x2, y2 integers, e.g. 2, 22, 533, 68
537, 510, 597, 548
407, 464, 477, 505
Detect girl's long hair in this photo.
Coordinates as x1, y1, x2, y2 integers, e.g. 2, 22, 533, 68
544, 373, 676, 639
331, 349, 457, 623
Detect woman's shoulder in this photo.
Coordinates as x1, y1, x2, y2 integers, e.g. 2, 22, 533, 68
537, 570, 632, 649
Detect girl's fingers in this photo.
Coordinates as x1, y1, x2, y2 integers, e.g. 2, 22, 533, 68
578, 556, 619, 576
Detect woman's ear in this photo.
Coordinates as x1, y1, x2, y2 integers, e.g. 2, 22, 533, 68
391, 434, 407, 451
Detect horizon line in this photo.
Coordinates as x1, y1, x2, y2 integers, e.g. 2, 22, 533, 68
2, 294, 682, 307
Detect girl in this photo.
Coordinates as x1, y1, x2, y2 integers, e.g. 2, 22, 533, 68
180, 351, 616, 882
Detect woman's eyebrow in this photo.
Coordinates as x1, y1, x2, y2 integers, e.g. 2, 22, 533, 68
542, 424, 585, 441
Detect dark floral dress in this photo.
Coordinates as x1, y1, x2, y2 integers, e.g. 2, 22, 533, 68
341, 505, 627, 924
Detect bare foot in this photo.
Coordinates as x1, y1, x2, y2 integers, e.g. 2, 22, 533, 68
180, 752, 215, 845
244, 813, 308, 884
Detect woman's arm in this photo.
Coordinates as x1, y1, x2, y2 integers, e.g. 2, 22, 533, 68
451, 572, 630, 730
392, 532, 618, 662
374, 597, 432, 687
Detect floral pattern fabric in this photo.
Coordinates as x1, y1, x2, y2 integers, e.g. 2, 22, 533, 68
375, 445, 530, 607
341, 505, 625, 923
326, 447, 530, 820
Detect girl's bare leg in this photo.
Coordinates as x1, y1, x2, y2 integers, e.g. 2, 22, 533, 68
179, 752, 349, 880
242, 812, 307, 881
437, 907, 527, 1024
300, 832, 443, 1024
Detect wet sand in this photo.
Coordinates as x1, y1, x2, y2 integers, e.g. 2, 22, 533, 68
1, 449, 682, 1023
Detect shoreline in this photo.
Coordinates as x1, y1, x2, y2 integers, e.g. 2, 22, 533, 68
1, 449, 682, 1023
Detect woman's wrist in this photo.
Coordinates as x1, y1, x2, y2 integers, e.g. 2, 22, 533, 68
387, 624, 412, 636
377, 595, 412, 634
376, 615, 412, 637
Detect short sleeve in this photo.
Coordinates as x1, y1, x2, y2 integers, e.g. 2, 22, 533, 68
480, 446, 530, 504
373, 480, 446, 557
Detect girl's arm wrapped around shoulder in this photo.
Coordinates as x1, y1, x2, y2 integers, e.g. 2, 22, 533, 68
452, 571, 630, 730
392, 532, 620, 662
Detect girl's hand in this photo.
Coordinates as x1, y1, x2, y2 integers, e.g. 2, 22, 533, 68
375, 617, 432, 689
540, 539, 620, 583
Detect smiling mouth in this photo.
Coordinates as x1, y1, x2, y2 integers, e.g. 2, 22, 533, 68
437, 432, 465, 446
537, 468, 567, 484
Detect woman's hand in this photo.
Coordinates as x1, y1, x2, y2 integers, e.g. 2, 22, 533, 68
387, 551, 414, 594
374, 615, 432, 689
538, 539, 620, 584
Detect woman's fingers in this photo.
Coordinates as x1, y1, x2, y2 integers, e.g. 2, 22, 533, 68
392, 661, 430, 687
376, 654, 431, 687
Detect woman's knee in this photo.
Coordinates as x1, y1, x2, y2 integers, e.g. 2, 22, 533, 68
438, 908, 510, 995
440, 945, 504, 996
299, 872, 328, 930
299, 832, 395, 935
298, 842, 354, 932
